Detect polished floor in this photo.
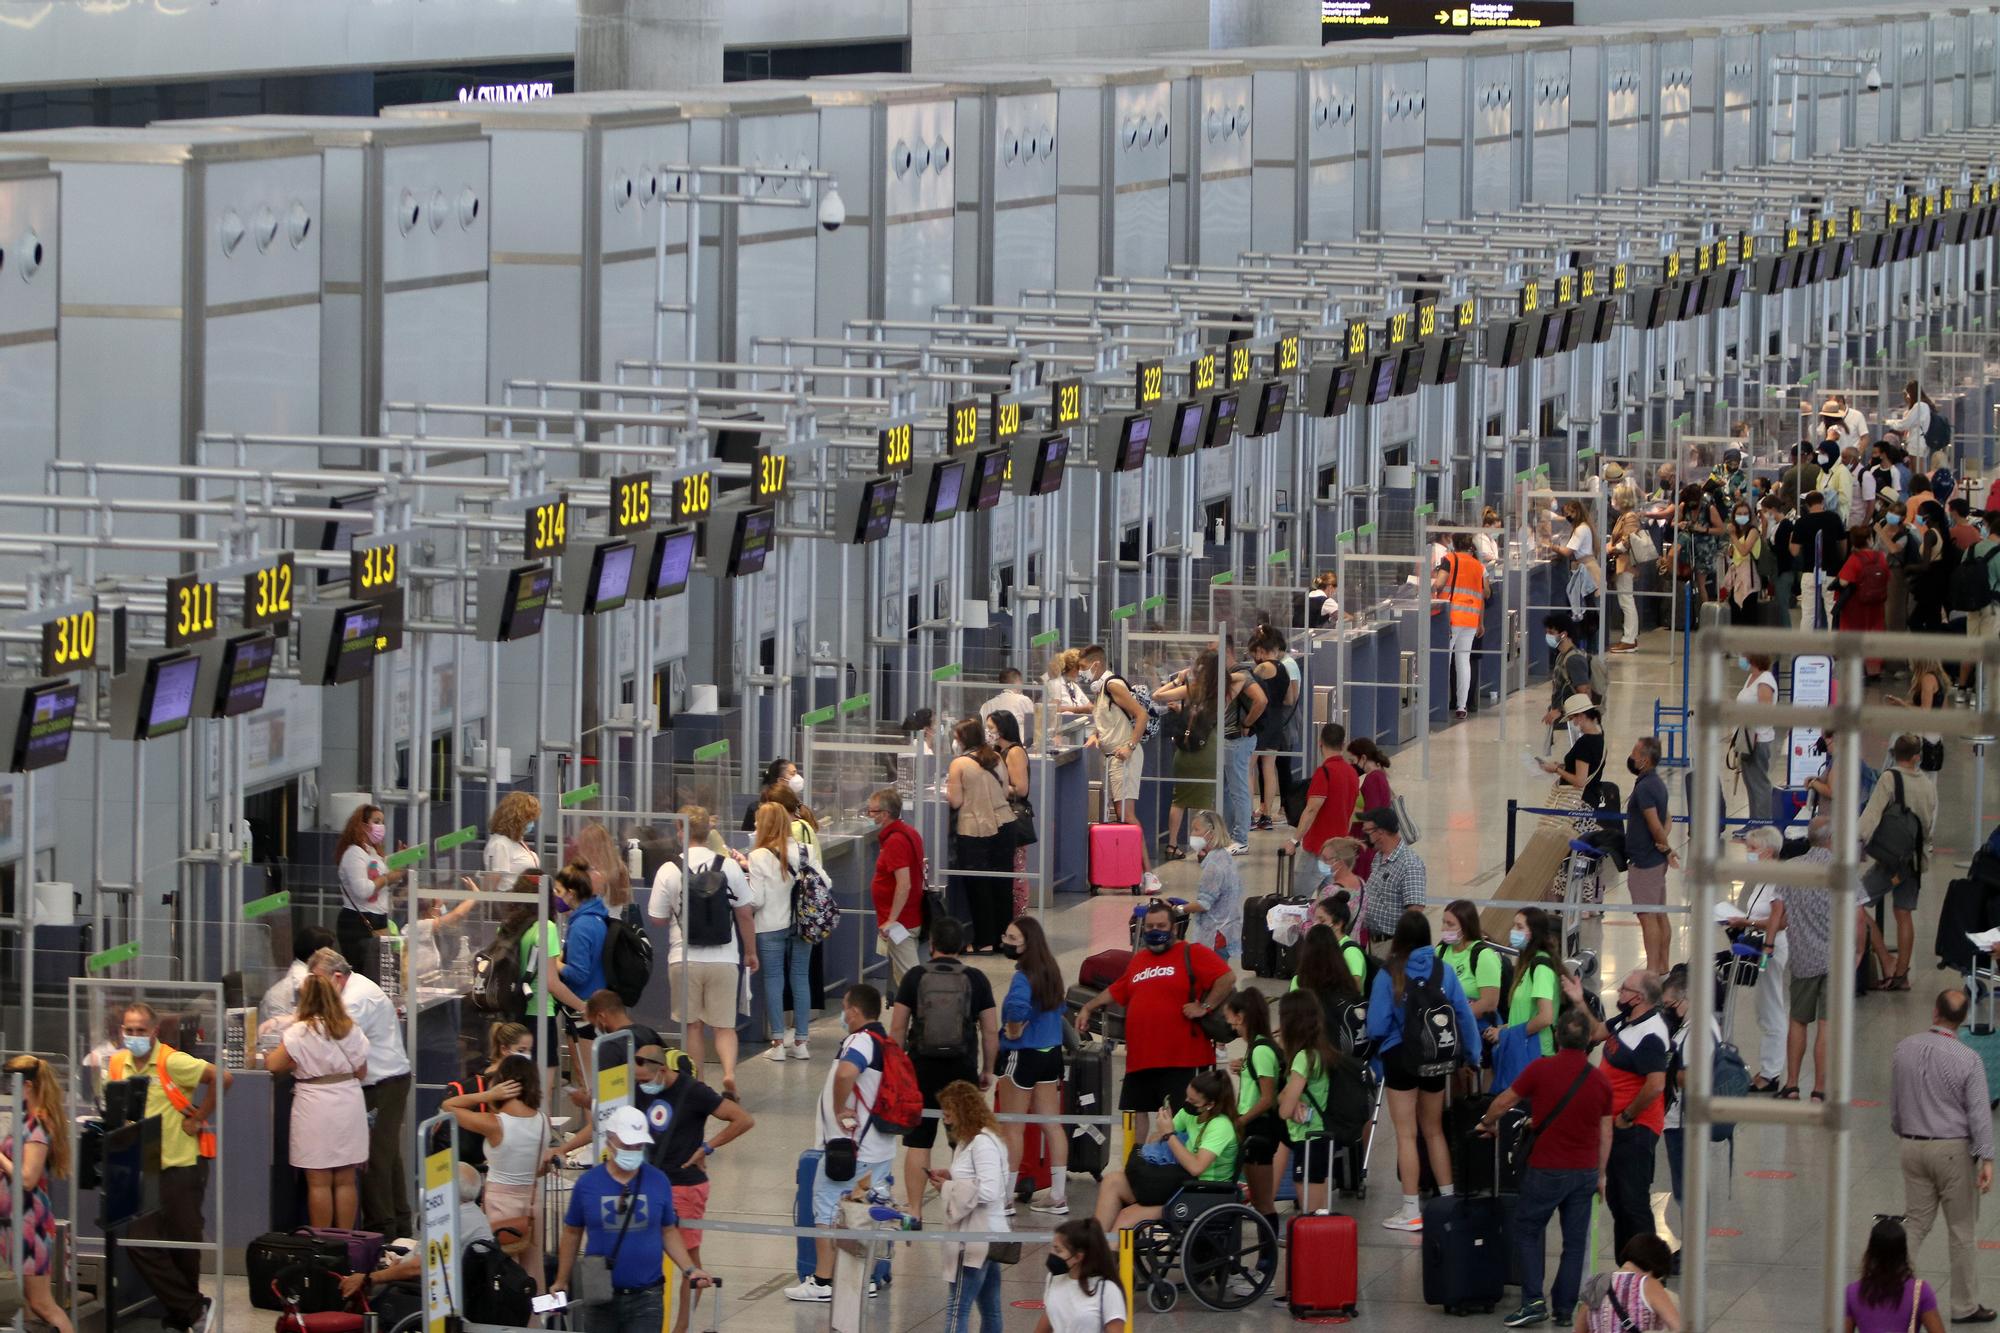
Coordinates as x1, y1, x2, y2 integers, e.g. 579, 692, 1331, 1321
189, 623, 1999, 1330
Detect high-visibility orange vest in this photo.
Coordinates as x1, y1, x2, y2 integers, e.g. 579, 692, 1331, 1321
1441, 551, 1486, 629
108, 1042, 216, 1158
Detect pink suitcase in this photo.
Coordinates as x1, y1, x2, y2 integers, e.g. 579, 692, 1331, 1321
1089, 822, 1145, 894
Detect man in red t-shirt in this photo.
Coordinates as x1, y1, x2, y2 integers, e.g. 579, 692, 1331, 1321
1477, 1008, 1613, 1326
1073, 901, 1234, 1111
865, 788, 926, 986
1290, 722, 1359, 895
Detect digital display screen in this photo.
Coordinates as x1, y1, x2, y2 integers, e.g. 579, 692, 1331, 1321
1427, 337, 1465, 385
497, 564, 553, 639
1489, 320, 1527, 369
1031, 433, 1069, 495
925, 462, 966, 522
1559, 306, 1587, 351
1787, 250, 1813, 290
1928, 217, 1947, 251
969, 448, 1010, 507
139, 654, 201, 740
1249, 380, 1289, 436
727, 507, 775, 575
649, 530, 697, 596
330, 602, 383, 685
586, 541, 636, 614
1893, 226, 1917, 262
1809, 246, 1829, 285
1676, 280, 1702, 322
1979, 206, 1997, 240
1112, 414, 1151, 471
855, 477, 898, 544
1393, 345, 1426, 394
1861, 232, 1890, 269
1589, 300, 1617, 343
1171, 401, 1207, 455
1532, 311, 1563, 358
1773, 253, 1799, 293
1723, 266, 1749, 306
216, 632, 276, 717
1951, 210, 1974, 247
1365, 353, 1398, 404
1204, 393, 1239, 447
13, 681, 78, 772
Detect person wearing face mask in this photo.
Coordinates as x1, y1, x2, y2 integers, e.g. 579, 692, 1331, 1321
1758, 494, 1796, 625
332, 802, 407, 982
545, 860, 612, 1052
980, 667, 1037, 751
439, 1054, 548, 1285
788, 985, 901, 1302
986, 710, 1035, 919
483, 791, 542, 893
947, 717, 1020, 954
627, 1043, 752, 1333
553, 1105, 715, 1333
645, 822, 755, 1098
1344, 739, 1397, 879
257, 924, 338, 1033
1291, 723, 1360, 895
888, 916, 999, 1214
306, 948, 412, 1239
1789, 490, 1848, 628
1622, 737, 1676, 976
1834, 523, 1893, 677
1183, 809, 1245, 963
1484, 908, 1561, 1059
1035, 1218, 1128, 1333
262, 974, 371, 1230
996, 915, 1072, 1214
1356, 807, 1428, 947
1720, 497, 1773, 625
860, 787, 927, 986
1820, 435, 1857, 524
1558, 967, 1670, 1258
1073, 901, 1234, 1114
931, 1079, 1012, 1333
1090, 1069, 1240, 1235
1731, 653, 1779, 823
1538, 611, 1599, 731
1438, 901, 1504, 1059
1725, 827, 1790, 1094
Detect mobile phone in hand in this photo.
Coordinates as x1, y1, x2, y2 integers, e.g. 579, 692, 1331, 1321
532, 1293, 569, 1315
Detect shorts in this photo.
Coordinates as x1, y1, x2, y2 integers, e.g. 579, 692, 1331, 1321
812, 1153, 894, 1225
1382, 1045, 1448, 1095
1239, 1112, 1286, 1165
997, 1046, 1063, 1091
1863, 862, 1921, 913
1789, 972, 1829, 1021
671, 961, 740, 1029
905, 1058, 979, 1149
670, 1181, 710, 1247
1627, 861, 1667, 907
561, 1011, 597, 1043
1123, 1148, 1196, 1206
1119, 1065, 1205, 1113
1104, 749, 1144, 806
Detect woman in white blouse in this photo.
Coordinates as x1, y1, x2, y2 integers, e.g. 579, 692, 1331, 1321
933, 1079, 1011, 1333
482, 792, 542, 892
746, 801, 813, 1062
1883, 378, 1935, 456
332, 804, 405, 981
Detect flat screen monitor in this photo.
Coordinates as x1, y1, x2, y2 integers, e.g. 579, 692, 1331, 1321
647, 530, 697, 597
852, 477, 898, 543
1676, 279, 1703, 322
1952, 209, 1975, 247
967, 447, 1010, 508
1787, 250, 1813, 290
1489, 320, 1527, 369
1249, 380, 1289, 436
1589, 299, 1617, 343
1774, 252, 1800, 292
584, 541, 635, 614
1365, 353, 1398, 404
1928, 216, 1948, 251
923, 460, 967, 522
1862, 231, 1891, 269
137, 653, 201, 740
1169, 400, 1206, 455
1723, 265, 1750, 306
726, 507, 775, 574
1534, 311, 1567, 358
1427, 336, 1466, 385
1635, 287, 1667, 331
492, 565, 552, 639
1203, 393, 1239, 447
215, 631, 276, 717
1029, 433, 1069, 495
12, 680, 78, 772
1111, 413, 1151, 471
1559, 306, 1588, 351
1979, 206, 1997, 241
1305, 362, 1356, 416
1893, 225, 1918, 262
1696, 272, 1725, 316
329, 602, 382, 684
1393, 345, 1426, 394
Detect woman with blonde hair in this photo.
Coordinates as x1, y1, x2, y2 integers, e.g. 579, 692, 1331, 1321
485, 792, 542, 892
569, 821, 633, 919
759, 781, 824, 861
747, 801, 814, 1061
0, 1054, 73, 1333
1607, 483, 1643, 651
680, 803, 730, 857
1888, 657, 1951, 772
264, 974, 370, 1227
932, 1079, 1011, 1333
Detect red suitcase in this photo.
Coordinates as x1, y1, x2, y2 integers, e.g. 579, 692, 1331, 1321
1078, 948, 1131, 990
1089, 822, 1145, 893
1016, 1123, 1054, 1198
1287, 1212, 1360, 1319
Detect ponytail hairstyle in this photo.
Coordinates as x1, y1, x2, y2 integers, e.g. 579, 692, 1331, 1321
1276, 989, 1344, 1089
1386, 907, 1433, 1002
1293, 923, 1360, 999
4, 1054, 71, 1180
1512, 906, 1562, 1001
1223, 987, 1275, 1048
1184, 1068, 1238, 1139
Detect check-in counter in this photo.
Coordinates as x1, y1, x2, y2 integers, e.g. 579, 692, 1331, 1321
1033, 746, 1090, 895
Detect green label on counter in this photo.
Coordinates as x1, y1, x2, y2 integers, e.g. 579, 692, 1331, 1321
692, 740, 730, 762
385, 843, 430, 872
1801, 371, 1820, 386
1266, 549, 1290, 563
1209, 571, 1234, 585
434, 825, 478, 855
1030, 629, 1061, 648
87, 940, 140, 974
1414, 504, 1434, 517
1141, 595, 1165, 610
1674, 413, 1691, 430
801, 705, 837, 727
242, 891, 290, 921
1109, 604, 1137, 621
1576, 449, 1597, 461
930, 663, 963, 683
1357, 522, 1378, 537
1628, 429, 1646, 443
1337, 529, 1356, 543
1462, 487, 1482, 500
560, 782, 601, 808
839, 694, 871, 716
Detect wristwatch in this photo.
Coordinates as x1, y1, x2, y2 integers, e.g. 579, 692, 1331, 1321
700, 1141, 714, 1157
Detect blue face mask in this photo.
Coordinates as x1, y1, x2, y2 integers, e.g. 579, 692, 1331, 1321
1544, 633, 1558, 649
613, 1147, 647, 1172
1737, 656, 1752, 671
639, 1081, 666, 1096
1142, 929, 1174, 952
1508, 928, 1529, 949
1885, 512, 1902, 526
122, 1035, 152, 1057
524, 821, 537, 837
1912, 516, 1926, 528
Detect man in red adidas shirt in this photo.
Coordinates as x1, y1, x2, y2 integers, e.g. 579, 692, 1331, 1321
1074, 901, 1234, 1111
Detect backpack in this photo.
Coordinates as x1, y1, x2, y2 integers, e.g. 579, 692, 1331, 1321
1925, 408, 1953, 455
1851, 549, 1890, 605
908, 958, 976, 1060
1399, 963, 1462, 1079
855, 1025, 924, 1138
1863, 771, 1925, 880
790, 854, 841, 943
460, 1238, 535, 1325
1470, 941, 1515, 1014
1711, 1037, 1750, 1145
1931, 466, 1957, 503
1949, 546, 2000, 613
601, 916, 653, 1007
1106, 675, 1172, 743
1324, 990, 1373, 1061
681, 852, 735, 949
1302, 1057, 1371, 1143
471, 916, 537, 1018
1175, 703, 1215, 755
1585, 651, 1610, 703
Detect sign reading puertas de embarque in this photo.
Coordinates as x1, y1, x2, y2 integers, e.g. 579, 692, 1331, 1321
1322, 0, 1573, 40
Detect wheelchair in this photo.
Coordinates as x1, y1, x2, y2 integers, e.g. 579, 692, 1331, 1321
1127, 1178, 1279, 1314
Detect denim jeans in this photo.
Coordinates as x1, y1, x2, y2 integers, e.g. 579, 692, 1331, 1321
1513, 1166, 1596, 1315
1223, 734, 1257, 846
943, 1259, 1004, 1333
581, 1283, 663, 1333
756, 928, 813, 1041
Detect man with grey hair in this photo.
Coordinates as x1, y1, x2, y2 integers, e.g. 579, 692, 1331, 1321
1767, 816, 1841, 1100
1561, 967, 1670, 1256
1725, 826, 1791, 1093
1891, 989, 1996, 1324
309, 946, 413, 1237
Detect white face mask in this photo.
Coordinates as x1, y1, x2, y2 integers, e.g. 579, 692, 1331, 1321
786, 773, 806, 796
1186, 834, 1208, 854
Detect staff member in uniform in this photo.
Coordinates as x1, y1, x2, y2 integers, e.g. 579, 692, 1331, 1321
333, 804, 406, 982
1432, 531, 1489, 720
1072, 901, 1234, 1113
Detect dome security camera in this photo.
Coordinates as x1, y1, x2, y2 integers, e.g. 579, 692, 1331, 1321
1866, 63, 1883, 91
818, 182, 846, 233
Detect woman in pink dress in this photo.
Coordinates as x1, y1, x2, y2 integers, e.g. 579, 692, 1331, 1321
264, 974, 370, 1228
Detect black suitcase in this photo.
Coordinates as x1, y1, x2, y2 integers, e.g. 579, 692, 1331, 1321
1065, 1041, 1114, 1177
1936, 876, 2000, 973
247, 1231, 350, 1311
1241, 892, 1279, 976
1420, 1193, 1508, 1314
1065, 984, 1125, 1043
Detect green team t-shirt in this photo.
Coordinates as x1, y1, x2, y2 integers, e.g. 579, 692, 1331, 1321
522, 921, 560, 1018
1340, 937, 1368, 985
1508, 960, 1560, 1056
1446, 941, 1504, 1009
1173, 1108, 1240, 1182
1285, 1050, 1333, 1143
1238, 1039, 1282, 1118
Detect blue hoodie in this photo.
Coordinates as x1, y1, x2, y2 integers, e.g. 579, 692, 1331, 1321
1365, 946, 1482, 1067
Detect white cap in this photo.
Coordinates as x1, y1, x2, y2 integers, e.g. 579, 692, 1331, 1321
604, 1105, 651, 1146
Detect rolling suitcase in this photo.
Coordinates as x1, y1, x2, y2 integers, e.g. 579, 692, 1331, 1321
1078, 949, 1130, 989
248, 1232, 351, 1312
1287, 1139, 1360, 1318
1065, 984, 1125, 1043
1420, 1193, 1508, 1315
1089, 822, 1145, 894
1065, 1041, 1114, 1177
1016, 1123, 1053, 1199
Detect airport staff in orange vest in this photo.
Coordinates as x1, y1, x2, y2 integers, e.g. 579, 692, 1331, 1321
1432, 532, 1489, 721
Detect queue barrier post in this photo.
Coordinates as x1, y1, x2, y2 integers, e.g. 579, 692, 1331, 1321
1505, 798, 1518, 870
1119, 1228, 1137, 1328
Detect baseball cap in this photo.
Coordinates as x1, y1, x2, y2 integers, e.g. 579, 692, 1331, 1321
604, 1105, 651, 1146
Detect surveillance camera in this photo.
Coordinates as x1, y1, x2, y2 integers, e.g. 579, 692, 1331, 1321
817, 183, 846, 233
1865, 64, 1883, 91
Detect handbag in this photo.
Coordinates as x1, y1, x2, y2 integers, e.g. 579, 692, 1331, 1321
1184, 944, 1234, 1041
572, 1175, 640, 1307
1627, 526, 1659, 566
987, 1241, 1023, 1266
1007, 793, 1038, 849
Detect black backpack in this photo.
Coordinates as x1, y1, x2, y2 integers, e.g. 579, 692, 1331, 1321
1302, 1055, 1371, 1143
682, 853, 735, 949
1926, 408, 1953, 455
1471, 941, 1515, 1010
601, 916, 654, 1007
1322, 990, 1372, 1061
1949, 546, 2000, 613
461, 1238, 535, 1325
908, 958, 976, 1060
1863, 771, 1926, 882
471, 916, 536, 1018
1400, 964, 1462, 1079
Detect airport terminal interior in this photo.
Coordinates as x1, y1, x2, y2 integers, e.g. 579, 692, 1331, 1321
5, 0, 2000, 1330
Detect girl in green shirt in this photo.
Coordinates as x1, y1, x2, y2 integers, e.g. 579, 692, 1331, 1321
1089, 1070, 1240, 1236
1485, 906, 1560, 1060
1440, 899, 1505, 1023
1276, 991, 1367, 1218
1225, 989, 1284, 1230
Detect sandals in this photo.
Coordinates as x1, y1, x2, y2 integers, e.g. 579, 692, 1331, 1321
1875, 970, 1913, 992
1776, 1085, 1801, 1100
1810, 1091, 1828, 1103
1749, 1077, 1783, 1095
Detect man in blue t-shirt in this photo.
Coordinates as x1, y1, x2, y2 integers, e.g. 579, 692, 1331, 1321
554, 1106, 715, 1333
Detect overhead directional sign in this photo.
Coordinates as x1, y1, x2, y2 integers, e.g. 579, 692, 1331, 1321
1322, 0, 1573, 39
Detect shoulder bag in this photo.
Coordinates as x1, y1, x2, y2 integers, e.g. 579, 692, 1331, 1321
572, 1174, 640, 1307
1184, 944, 1235, 1041
1504, 1059, 1594, 1182
1604, 1273, 1642, 1333
1001, 760, 1038, 848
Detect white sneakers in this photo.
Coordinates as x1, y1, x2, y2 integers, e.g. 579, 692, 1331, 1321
766, 1038, 810, 1062
1028, 1189, 1070, 1215
782, 1278, 830, 1302
1140, 871, 1164, 896
1381, 1207, 1423, 1232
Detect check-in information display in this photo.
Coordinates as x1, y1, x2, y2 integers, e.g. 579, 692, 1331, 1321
1323, 0, 1572, 39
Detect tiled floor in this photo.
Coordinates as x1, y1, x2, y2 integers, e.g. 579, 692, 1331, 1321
182, 626, 1999, 1329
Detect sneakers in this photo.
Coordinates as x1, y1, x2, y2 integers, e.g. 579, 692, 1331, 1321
1503, 1301, 1551, 1327
1252, 814, 1275, 831
783, 1278, 833, 1302
1381, 1208, 1422, 1232
1228, 842, 1251, 856
1003, 1200, 1017, 1217
1227, 1273, 1263, 1298
1454, 709, 1468, 720
1609, 641, 1639, 654
765, 1040, 791, 1064
1140, 871, 1164, 896
790, 1039, 811, 1060
1028, 1189, 1070, 1215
